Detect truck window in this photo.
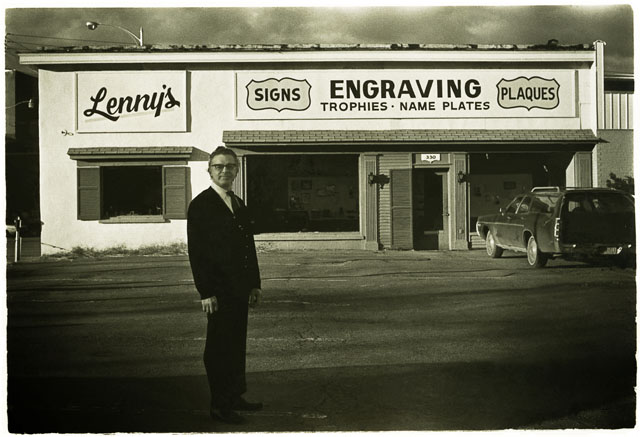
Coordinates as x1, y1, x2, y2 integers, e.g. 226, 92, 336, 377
564, 192, 634, 214
565, 197, 590, 213
531, 195, 558, 213
530, 198, 550, 213
505, 196, 523, 214
516, 196, 532, 214
590, 193, 635, 213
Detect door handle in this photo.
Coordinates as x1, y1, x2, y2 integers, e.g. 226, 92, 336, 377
442, 213, 450, 217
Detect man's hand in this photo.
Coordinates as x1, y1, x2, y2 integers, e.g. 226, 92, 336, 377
248, 288, 262, 308
201, 296, 218, 314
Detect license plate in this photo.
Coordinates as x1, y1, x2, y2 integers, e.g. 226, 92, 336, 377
603, 247, 620, 255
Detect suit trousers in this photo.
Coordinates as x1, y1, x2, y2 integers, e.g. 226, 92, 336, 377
204, 297, 249, 408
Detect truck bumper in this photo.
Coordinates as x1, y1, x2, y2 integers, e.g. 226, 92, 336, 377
556, 242, 635, 257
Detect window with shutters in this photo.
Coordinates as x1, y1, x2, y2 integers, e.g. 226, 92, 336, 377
68, 147, 192, 223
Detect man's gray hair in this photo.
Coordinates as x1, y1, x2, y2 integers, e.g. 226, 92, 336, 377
208, 146, 239, 166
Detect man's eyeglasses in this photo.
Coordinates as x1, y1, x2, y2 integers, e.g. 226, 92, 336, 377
210, 164, 238, 172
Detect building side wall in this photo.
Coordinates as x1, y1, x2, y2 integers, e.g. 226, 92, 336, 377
594, 91, 633, 188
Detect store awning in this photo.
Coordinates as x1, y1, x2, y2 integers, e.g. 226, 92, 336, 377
223, 129, 604, 152
67, 146, 195, 161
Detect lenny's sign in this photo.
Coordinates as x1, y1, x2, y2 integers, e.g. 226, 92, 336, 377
236, 70, 575, 120
76, 71, 187, 133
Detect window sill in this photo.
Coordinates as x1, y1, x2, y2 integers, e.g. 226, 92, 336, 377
255, 232, 364, 241
99, 215, 168, 224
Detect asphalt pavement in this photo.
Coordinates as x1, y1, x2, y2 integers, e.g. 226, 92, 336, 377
5, 249, 638, 433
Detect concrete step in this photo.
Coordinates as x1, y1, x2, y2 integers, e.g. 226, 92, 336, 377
469, 234, 485, 250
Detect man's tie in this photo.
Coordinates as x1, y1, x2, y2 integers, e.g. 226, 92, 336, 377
228, 191, 240, 214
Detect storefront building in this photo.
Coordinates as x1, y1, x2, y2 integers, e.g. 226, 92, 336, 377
19, 42, 609, 253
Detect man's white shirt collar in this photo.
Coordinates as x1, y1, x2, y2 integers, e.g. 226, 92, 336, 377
211, 182, 234, 213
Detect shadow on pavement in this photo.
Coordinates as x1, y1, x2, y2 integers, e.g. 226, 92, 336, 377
8, 355, 636, 433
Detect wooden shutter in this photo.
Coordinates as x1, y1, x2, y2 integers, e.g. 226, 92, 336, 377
163, 166, 190, 219
453, 153, 468, 246
390, 169, 413, 249
77, 167, 101, 220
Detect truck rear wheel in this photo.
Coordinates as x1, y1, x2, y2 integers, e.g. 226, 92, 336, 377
526, 236, 548, 268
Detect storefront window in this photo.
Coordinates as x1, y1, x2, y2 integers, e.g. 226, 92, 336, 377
246, 155, 359, 233
468, 152, 573, 228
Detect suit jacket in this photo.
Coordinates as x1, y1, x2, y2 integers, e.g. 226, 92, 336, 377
187, 187, 261, 302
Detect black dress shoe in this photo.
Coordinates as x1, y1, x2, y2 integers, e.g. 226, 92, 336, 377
232, 397, 263, 411
210, 407, 246, 424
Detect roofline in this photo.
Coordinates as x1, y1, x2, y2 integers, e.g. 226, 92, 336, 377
18, 43, 596, 66
19, 42, 596, 52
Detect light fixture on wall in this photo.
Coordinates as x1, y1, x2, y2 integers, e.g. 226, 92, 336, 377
5, 98, 35, 109
85, 21, 144, 46
368, 172, 390, 189
457, 171, 468, 184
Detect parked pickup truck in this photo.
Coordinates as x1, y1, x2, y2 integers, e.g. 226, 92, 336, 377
475, 187, 635, 267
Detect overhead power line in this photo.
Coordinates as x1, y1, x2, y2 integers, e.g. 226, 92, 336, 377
6, 39, 94, 49
6, 32, 131, 45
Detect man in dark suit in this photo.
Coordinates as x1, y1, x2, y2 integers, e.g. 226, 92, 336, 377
187, 146, 263, 425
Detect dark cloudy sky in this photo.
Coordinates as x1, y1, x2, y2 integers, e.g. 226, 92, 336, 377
4, 2, 635, 74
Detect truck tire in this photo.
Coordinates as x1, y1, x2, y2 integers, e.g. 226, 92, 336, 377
526, 235, 548, 268
486, 230, 503, 258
